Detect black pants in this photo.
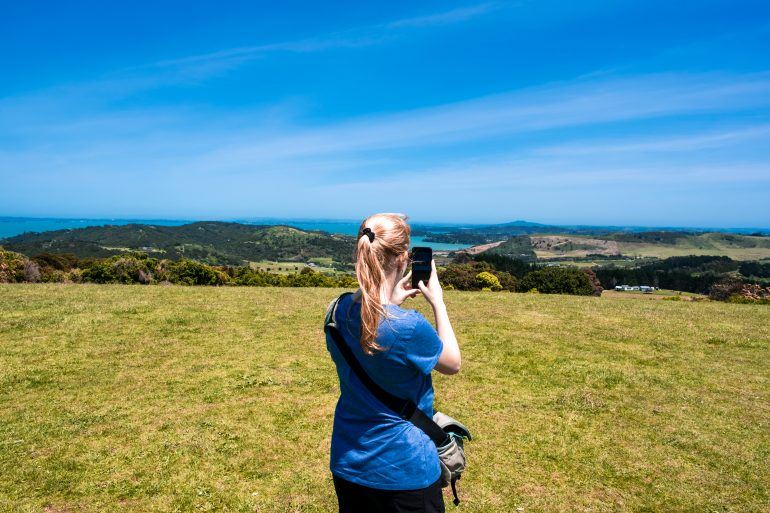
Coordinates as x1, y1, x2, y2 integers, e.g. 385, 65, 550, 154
333, 475, 445, 513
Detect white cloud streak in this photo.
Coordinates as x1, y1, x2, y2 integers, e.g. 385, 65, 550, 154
142, 3, 502, 79
0, 2, 502, 124
158, 72, 770, 174
535, 124, 770, 156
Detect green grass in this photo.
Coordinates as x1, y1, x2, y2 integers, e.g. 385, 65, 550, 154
617, 233, 770, 260
603, 289, 706, 298
1, 285, 769, 512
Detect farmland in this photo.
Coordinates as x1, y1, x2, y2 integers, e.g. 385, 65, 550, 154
528, 232, 770, 263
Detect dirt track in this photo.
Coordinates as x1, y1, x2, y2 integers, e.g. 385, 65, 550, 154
463, 240, 506, 254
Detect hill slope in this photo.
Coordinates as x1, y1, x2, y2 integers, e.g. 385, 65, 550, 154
466, 232, 770, 262
0, 221, 356, 265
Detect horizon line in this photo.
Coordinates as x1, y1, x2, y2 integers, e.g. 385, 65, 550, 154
1, 214, 768, 233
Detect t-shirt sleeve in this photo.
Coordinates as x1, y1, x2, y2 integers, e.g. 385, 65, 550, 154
402, 312, 444, 375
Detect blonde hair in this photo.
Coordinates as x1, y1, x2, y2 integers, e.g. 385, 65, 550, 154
355, 213, 411, 354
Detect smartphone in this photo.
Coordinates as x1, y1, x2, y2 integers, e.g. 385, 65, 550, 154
410, 246, 433, 289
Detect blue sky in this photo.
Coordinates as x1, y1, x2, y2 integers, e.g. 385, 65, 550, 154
1, 1, 770, 227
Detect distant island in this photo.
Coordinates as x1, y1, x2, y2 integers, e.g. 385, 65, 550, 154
0, 221, 357, 269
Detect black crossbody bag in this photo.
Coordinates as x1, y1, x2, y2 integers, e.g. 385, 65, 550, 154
324, 292, 471, 505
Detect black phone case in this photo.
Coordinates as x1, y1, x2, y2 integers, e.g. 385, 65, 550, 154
411, 247, 432, 289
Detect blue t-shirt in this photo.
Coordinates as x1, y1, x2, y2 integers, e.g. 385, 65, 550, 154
326, 293, 444, 490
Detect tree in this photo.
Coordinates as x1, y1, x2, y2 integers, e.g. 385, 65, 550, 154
519, 266, 594, 295
471, 253, 536, 278
439, 262, 493, 290
708, 277, 744, 301
582, 268, 603, 296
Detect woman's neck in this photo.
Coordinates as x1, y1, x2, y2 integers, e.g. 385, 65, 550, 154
353, 267, 400, 305
380, 272, 396, 305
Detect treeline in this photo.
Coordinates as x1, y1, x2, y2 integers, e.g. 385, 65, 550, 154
10, 246, 766, 300
592, 255, 753, 294
0, 249, 357, 288
437, 253, 602, 295
2, 247, 603, 296
738, 261, 770, 279
449, 253, 770, 300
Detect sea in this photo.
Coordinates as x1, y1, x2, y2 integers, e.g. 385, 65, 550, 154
0, 217, 471, 251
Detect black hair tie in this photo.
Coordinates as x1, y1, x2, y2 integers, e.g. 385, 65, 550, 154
361, 227, 375, 242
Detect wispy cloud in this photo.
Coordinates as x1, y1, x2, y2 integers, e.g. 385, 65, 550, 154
386, 2, 501, 29
172, 71, 770, 171
0, 2, 503, 117
144, 3, 501, 79
4, 70, 770, 184
535, 124, 770, 156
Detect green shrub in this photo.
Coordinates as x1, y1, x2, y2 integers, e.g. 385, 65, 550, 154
438, 262, 518, 291
496, 272, 518, 292
336, 274, 358, 288
471, 253, 536, 278
32, 252, 79, 271
728, 294, 770, 305
283, 268, 348, 288
67, 268, 83, 283
82, 255, 155, 284
230, 267, 284, 286
476, 271, 502, 291
438, 262, 489, 290
437, 262, 494, 290
47, 269, 69, 283
709, 278, 744, 301
168, 259, 224, 286
5, 251, 355, 289
519, 266, 594, 296
0, 248, 29, 283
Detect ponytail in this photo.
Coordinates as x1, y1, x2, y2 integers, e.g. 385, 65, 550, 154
354, 213, 410, 354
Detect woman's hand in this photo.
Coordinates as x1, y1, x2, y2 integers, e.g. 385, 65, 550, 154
390, 271, 420, 306
417, 260, 444, 310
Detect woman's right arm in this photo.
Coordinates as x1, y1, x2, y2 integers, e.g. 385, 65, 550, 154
417, 260, 461, 375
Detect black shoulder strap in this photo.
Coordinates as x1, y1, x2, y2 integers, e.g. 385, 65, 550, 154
325, 293, 450, 447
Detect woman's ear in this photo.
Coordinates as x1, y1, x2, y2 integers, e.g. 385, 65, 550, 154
400, 251, 410, 274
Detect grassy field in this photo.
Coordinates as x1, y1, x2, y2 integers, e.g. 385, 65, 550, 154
528, 233, 770, 262
617, 233, 770, 260
1, 285, 769, 513
600, 290, 707, 301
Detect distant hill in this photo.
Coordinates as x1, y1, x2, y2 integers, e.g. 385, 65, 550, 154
3, 219, 769, 267
482, 236, 538, 261
421, 220, 769, 245
421, 222, 571, 244
0, 222, 356, 266
463, 231, 770, 262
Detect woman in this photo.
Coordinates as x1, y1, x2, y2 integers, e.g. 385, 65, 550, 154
325, 213, 462, 513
